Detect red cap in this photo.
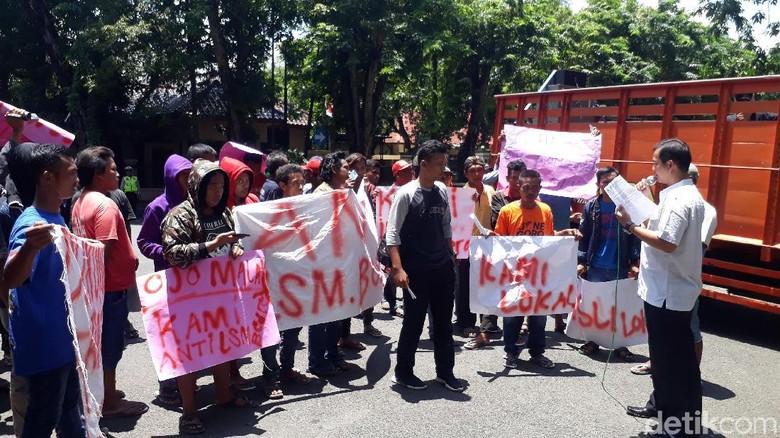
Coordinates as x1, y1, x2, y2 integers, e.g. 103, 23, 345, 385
305, 158, 321, 175
392, 160, 412, 176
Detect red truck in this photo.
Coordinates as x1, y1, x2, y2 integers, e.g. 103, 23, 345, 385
492, 75, 780, 314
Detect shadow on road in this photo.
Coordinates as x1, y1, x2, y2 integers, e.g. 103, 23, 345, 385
701, 379, 736, 401
389, 381, 473, 403
476, 361, 596, 382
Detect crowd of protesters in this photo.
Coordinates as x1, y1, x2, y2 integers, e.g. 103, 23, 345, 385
0, 107, 715, 437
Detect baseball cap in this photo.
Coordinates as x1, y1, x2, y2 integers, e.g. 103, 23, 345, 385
305, 157, 322, 175
444, 167, 453, 175
392, 160, 412, 176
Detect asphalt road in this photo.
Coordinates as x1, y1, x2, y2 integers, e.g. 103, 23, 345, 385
0, 222, 778, 437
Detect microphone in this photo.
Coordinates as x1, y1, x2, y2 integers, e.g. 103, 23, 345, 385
645, 176, 657, 186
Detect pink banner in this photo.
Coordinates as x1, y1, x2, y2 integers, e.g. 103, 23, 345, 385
219, 141, 266, 173
55, 227, 105, 438
498, 125, 600, 199
0, 101, 75, 147
136, 251, 280, 380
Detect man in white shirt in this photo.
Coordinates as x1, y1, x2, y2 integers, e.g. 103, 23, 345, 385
616, 138, 705, 437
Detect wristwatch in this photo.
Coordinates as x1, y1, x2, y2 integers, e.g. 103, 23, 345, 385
624, 221, 637, 232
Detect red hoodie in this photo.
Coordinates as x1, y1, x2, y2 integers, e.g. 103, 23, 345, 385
220, 156, 260, 208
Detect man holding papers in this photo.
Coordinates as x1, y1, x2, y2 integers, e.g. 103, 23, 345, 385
616, 138, 705, 437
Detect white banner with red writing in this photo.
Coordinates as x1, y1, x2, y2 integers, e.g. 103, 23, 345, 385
375, 186, 476, 259
234, 189, 385, 331
0, 101, 75, 146
136, 252, 280, 380
566, 278, 647, 348
55, 227, 105, 438
469, 236, 578, 316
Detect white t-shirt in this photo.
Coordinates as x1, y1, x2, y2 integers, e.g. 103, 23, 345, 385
638, 179, 705, 311
702, 201, 717, 248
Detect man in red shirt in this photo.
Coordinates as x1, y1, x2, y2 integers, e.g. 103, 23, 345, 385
70, 146, 148, 418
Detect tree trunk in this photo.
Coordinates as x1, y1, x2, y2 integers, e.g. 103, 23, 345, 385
360, 33, 384, 157
207, 0, 242, 141
396, 115, 412, 151
23, 0, 87, 145
458, 63, 492, 178
346, 63, 362, 153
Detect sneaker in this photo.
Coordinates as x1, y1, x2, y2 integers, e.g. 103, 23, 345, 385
435, 375, 465, 392
486, 325, 502, 334
503, 353, 520, 369
392, 374, 427, 390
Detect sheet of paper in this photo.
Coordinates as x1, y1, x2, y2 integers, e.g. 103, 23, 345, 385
603, 175, 658, 224
469, 213, 491, 236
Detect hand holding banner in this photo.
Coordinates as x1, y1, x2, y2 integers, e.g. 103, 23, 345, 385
55, 227, 105, 438
0, 101, 75, 146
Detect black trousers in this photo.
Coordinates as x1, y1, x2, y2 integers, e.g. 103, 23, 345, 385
383, 276, 397, 310
454, 259, 476, 328
645, 301, 702, 437
126, 191, 138, 214
395, 260, 456, 379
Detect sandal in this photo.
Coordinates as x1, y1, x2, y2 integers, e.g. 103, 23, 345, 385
280, 369, 312, 385
102, 400, 149, 418
364, 325, 383, 337
156, 389, 181, 406
630, 361, 652, 375
179, 415, 205, 435
615, 347, 635, 362
264, 382, 284, 400
464, 338, 487, 350
217, 394, 258, 408
231, 379, 257, 391
390, 306, 404, 318
578, 341, 600, 356
380, 300, 391, 311
503, 354, 520, 369
338, 338, 366, 351
529, 354, 555, 369
462, 327, 478, 338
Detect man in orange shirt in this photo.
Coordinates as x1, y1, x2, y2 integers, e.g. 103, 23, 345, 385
492, 169, 580, 369
70, 146, 148, 419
